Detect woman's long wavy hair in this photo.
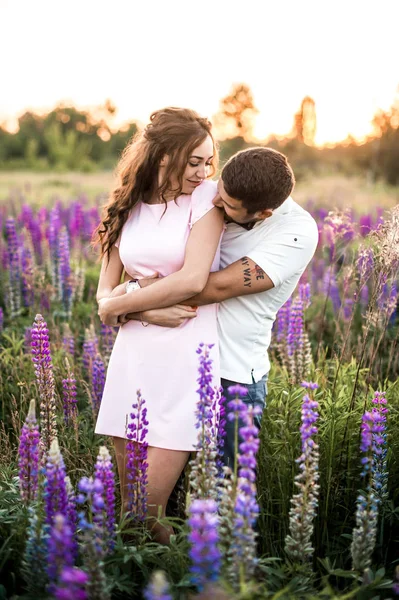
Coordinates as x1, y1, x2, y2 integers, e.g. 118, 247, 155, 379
93, 107, 218, 260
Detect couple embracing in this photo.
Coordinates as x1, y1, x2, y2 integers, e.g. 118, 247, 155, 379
94, 107, 318, 543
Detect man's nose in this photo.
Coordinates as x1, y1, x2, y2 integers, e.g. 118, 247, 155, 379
212, 193, 222, 207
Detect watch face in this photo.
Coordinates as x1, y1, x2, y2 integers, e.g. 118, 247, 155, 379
126, 281, 140, 293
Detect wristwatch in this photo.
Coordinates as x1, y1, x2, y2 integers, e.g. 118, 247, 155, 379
125, 279, 141, 293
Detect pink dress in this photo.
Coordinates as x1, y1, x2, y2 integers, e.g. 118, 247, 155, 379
95, 180, 221, 451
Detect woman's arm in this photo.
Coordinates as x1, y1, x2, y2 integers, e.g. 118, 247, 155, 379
96, 245, 124, 303
98, 207, 223, 324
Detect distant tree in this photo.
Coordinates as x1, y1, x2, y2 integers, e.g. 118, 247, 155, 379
292, 96, 317, 145
370, 90, 399, 185
214, 83, 258, 141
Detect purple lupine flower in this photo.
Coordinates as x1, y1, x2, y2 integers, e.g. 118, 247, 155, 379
298, 282, 311, 309
5, 217, 22, 317
77, 477, 109, 600
82, 328, 99, 377
23, 505, 49, 595
143, 571, 172, 600
371, 391, 388, 503
24, 326, 32, 352
189, 344, 220, 501
287, 296, 304, 357
62, 324, 75, 357
275, 297, 292, 344
215, 389, 227, 475
21, 245, 34, 307
94, 446, 116, 551
18, 399, 40, 504
58, 228, 73, 316
351, 409, 385, 572
31, 314, 57, 450
0, 306, 3, 333
285, 382, 320, 562
228, 395, 261, 585
62, 358, 78, 424
44, 439, 69, 528
53, 567, 88, 600
322, 269, 341, 313
47, 514, 75, 590
188, 498, 221, 591
91, 354, 105, 413
65, 476, 78, 559
126, 390, 149, 519
100, 324, 116, 366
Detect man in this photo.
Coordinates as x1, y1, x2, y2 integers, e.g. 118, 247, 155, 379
120, 147, 319, 467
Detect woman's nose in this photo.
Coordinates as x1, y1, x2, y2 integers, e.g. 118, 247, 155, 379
196, 163, 207, 178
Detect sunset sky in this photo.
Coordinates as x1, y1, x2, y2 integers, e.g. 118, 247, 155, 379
1, 0, 398, 146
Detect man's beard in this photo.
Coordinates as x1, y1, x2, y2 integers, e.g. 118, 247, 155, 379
224, 212, 258, 230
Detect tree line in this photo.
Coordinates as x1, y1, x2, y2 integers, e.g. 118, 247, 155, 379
1, 86, 398, 185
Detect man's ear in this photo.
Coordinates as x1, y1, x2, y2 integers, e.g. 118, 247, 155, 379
255, 208, 273, 221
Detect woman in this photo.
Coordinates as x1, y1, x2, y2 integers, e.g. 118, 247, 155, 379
93, 107, 224, 544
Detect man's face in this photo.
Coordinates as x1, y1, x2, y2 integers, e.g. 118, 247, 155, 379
213, 179, 267, 226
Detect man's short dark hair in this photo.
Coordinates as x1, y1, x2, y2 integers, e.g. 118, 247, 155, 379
221, 147, 295, 213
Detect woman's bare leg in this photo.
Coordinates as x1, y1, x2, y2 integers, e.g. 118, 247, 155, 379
113, 437, 189, 544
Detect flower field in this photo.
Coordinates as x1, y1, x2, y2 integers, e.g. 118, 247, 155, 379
0, 184, 398, 600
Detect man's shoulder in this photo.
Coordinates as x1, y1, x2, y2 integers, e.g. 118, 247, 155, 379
271, 197, 318, 235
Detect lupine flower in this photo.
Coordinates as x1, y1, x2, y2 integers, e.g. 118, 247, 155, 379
215, 389, 227, 476
0, 306, 3, 333
100, 324, 116, 367
5, 217, 22, 317
21, 245, 34, 307
188, 498, 221, 591
24, 326, 32, 352
44, 439, 68, 528
31, 314, 57, 450
322, 269, 341, 313
285, 382, 320, 563
58, 227, 73, 316
94, 446, 116, 551
62, 323, 75, 356
274, 290, 312, 384
91, 354, 105, 413
47, 514, 75, 590
77, 476, 110, 600
228, 394, 261, 586
143, 571, 172, 600
62, 358, 78, 424
53, 567, 88, 600
189, 343, 220, 501
18, 399, 40, 504
82, 326, 99, 377
126, 390, 149, 519
371, 391, 388, 503
65, 476, 78, 559
351, 410, 385, 572
23, 504, 49, 596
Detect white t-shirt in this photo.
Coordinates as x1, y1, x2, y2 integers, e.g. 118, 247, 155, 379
218, 196, 319, 384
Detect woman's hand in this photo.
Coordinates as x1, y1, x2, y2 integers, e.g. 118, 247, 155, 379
124, 304, 198, 328
98, 298, 119, 327
109, 283, 127, 298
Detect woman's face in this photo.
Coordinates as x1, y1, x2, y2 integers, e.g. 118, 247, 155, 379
161, 135, 215, 196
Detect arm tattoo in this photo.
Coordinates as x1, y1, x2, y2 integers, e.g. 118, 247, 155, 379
255, 264, 265, 280
241, 256, 252, 287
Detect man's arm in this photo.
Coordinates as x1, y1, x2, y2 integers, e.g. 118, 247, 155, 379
185, 256, 274, 306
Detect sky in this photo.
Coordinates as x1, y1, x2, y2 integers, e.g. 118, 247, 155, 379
1, 0, 398, 146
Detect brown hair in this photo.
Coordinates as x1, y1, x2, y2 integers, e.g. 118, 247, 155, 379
93, 107, 218, 259
221, 147, 295, 213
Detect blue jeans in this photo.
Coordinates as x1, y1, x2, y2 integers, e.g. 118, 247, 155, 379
221, 373, 268, 470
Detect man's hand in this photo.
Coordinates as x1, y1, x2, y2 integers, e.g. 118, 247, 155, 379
125, 304, 197, 328
98, 298, 119, 327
